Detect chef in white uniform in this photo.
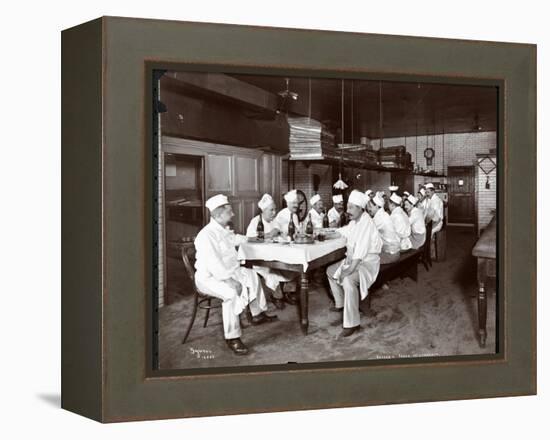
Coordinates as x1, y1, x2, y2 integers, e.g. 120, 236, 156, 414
246, 194, 293, 309
328, 194, 345, 227
194, 194, 277, 355
417, 187, 429, 219
246, 193, 281, 239
403, 195, 426, 249
275, 189, 300, 236
326, 190, 383, 337
308, 194, 325, 228
425, 183, 444, 235
366, 194, 401, 264
388, 194, 412, 251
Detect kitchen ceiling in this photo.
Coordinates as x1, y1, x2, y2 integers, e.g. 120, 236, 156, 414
228, 74, 498, 140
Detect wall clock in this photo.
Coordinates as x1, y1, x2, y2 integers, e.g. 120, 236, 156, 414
424, 147, 435, 166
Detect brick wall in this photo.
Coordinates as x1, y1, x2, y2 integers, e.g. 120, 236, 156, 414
371, 131, 497, 175
282, 161, 333, 208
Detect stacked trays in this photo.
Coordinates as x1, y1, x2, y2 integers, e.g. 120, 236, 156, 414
287, 116, 336, 160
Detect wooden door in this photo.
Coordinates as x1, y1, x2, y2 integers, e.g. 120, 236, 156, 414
447, 166, 475, 224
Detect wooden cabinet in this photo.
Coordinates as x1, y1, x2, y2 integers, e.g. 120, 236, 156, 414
162, 136, 280, 234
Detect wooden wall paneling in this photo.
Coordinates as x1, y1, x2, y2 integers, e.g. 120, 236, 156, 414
261, 154, 273, 195
207, 153, 233, 196
234, 155, 260, 196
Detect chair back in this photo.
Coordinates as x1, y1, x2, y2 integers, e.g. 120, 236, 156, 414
180, 242, 197, 284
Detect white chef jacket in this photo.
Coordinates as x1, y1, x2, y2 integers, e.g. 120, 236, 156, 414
419, 198, 429, 220
426, 193, 444, 234
373, 208, 401, 255
332, 212, 383, 300
274, 207, 300, 236
390, 206, 412, 251
308, 208, 324, 228
245, 214, 280, 238
328, 207, 341, 226
408, 207, 426, 249
194, 218, 266, 314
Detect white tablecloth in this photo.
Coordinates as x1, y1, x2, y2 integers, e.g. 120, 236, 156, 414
237, 237, 346, 272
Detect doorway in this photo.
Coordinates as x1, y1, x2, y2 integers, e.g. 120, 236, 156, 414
447, 166, 475, 225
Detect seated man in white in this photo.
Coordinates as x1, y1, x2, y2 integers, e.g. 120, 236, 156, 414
424, 182, 444, 235
403, 194, 426, 249
328, 194, 345, 227
387, 193, 412, 251
275, 189, 301, 237
194, 194, 277, 355
366, 194, 401, 264
308, 194, 326, 228
326, 190, 383, 337
246, 193, 295, 309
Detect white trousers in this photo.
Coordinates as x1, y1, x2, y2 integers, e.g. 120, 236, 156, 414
252, 266, 293, 291
326, 263, 362, 328
195, 267, 267, 339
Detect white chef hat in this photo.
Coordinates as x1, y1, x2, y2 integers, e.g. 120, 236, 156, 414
365, 189, 373, 197
284, 189, 298, 203
390, 194, 402, 205
407, 195, 418, 205
373, 195, 385, 208
425, 183, 435, 189
348, 190, 367, 209
376, 191, 385, 198
389, 185, 399, 192
258, 193, 275, 211
332, 194, 343, 203
403, 191, 410, 197
205, 194, 229, 212
310, 194, 321, 206
419, 188, 427, 196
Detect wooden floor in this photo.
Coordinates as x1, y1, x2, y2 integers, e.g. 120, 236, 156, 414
158, 226, 497, 370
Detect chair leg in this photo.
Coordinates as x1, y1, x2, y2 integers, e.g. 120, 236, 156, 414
203, 298, 212, 328
422, 258, 430, 271
182, 293, 199, 344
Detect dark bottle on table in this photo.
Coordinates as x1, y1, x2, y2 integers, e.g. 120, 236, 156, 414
340, 210, 348, 226
287, 216, 296, 240
305, 214, 314, 235
322, 209, 329, 228
256, 215, 264, 241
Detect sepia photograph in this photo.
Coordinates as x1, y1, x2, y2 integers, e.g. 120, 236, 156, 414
153, 70, 499, 370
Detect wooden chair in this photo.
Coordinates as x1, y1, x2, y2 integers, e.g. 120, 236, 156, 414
180, 242, 223, 345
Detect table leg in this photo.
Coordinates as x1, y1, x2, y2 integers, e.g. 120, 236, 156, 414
478, 281, 487, 347
299, 272, 309, 335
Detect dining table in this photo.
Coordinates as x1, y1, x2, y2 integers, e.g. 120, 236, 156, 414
472, 216, 497, 347
237, 236, 347, 335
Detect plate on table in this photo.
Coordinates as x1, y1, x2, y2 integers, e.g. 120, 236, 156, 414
273, 236, 291, 245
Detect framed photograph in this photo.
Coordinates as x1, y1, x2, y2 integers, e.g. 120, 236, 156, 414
61, 16, 536, 422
